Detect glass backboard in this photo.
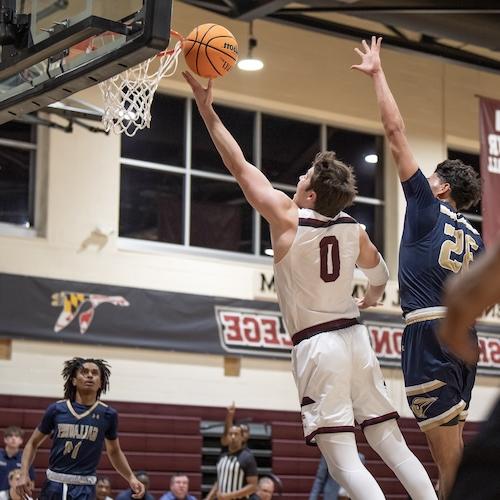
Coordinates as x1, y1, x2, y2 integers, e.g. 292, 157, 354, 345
0, 0, 172, 124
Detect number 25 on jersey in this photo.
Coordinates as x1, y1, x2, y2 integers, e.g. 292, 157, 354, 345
439, 223, 479, 273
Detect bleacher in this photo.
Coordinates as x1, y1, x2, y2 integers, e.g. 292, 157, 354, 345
0, 395, 481, 499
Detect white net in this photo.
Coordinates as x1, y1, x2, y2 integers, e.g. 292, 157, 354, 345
99, 38, 183, 137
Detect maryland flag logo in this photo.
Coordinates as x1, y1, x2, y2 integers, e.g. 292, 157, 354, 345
51, 291, 129, 334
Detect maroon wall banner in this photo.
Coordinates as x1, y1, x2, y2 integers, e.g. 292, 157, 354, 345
479, 96, 500, 246
1, 273, 500, 375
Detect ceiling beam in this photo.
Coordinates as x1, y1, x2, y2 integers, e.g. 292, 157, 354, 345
235, 0, 291, 21
268, 12, 500, 73
178, 0, 233, 15
278, 6, 500, 15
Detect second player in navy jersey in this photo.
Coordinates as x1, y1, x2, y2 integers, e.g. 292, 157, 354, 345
399, 168, 483, 315
354, 36, 483, 499
17, 358, 145, 500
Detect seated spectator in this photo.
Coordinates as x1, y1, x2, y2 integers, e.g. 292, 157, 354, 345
116, 471, 154, 500
0, 469, 32, 500
96, 477, 114, 500
250, 477, 275, 500
0, 427, 35, 491
205, 426, 257, 500
159, 473, 196, 500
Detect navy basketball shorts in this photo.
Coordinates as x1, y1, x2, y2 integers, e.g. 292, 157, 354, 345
40, 480, 96, 500
401, 318, 477, 432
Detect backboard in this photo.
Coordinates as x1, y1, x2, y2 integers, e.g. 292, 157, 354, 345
0, 0, 172, 124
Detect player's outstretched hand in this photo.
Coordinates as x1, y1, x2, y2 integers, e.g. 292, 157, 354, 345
15, 473, 32, 500
129, 475, 146, 499
351, 36, 382, 76
182, 71, 213, 110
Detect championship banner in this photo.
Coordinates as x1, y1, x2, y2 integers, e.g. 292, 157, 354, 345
479, 96, 500, 246
1, 273, 499, 376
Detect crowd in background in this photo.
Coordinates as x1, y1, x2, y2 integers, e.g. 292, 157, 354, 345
1, 405, 350, 500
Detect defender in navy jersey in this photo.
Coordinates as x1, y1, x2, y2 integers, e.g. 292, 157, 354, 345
17, 358, 145, 500
355, 36, 483, 499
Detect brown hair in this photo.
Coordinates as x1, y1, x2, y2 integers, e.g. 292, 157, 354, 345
309, 151, 358, 217
4, 426, 23, 438
435, 159, 482, 211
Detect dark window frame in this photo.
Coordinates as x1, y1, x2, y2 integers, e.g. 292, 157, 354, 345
120, 93, 386, 258
0, 121, 37, 228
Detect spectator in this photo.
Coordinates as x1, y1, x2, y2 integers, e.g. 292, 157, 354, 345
250, 477, 274, 500
309, 454, 365, 500
116, 471, 154, 500
308, 456, 339, 500
0, 469, 31, 500
205, 426, 257, 500
96, 477, 114, 500
0, 427, 35, 492
159, 473, 196, 500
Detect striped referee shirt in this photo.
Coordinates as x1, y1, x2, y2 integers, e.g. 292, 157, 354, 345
216, 447, 258, 498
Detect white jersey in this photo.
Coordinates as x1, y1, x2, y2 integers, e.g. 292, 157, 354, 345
274, 208, 360, 337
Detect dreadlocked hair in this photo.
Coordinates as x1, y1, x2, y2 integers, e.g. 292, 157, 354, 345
309, 151, 358, 218
435, 159, 482, 211
62, 357, 111, 401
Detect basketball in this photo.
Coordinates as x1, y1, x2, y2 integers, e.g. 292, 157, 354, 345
183, 23, 238, 79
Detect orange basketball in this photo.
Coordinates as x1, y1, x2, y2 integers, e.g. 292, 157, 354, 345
183, 23, 238, 79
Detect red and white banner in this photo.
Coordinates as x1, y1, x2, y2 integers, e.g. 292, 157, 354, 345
214, 306, 500, 375
479, 96, 500, 246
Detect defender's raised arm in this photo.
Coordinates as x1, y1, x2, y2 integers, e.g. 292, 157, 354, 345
352, 36, 419, 182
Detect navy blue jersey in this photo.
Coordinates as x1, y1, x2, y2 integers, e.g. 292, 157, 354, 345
399, 169, 484, 315
38, 399, 118, 476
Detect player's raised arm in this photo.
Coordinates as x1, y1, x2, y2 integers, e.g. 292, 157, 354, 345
183, 71, 295, 227
352, 36, 419, 182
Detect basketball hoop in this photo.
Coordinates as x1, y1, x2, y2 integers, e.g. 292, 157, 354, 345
99, 30, 184, 137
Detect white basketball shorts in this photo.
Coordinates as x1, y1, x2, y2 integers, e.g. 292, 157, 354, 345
291, 322, 399, 444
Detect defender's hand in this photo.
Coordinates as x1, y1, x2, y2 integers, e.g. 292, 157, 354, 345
351, 36, 382, 76
182, 70, 214, 109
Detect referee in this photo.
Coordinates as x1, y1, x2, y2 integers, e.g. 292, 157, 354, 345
206, 425, 258, 500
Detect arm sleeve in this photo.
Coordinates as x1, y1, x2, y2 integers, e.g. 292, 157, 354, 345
38, 403, 57, 435
105, 409, 118, 440
401, 169, 440, 242
241, 450, 258, 478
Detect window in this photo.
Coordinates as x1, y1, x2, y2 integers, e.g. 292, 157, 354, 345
120, 95, 385, 257
261, 114, 320, 185
327, 127, 384, 251
447, 149, 481, 233
0, 121, 37, 226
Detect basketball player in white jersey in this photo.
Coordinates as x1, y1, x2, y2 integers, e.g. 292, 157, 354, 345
183, 71, 436, 500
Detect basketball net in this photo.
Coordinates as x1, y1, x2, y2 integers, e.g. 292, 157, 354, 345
99, 30, 184, 137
